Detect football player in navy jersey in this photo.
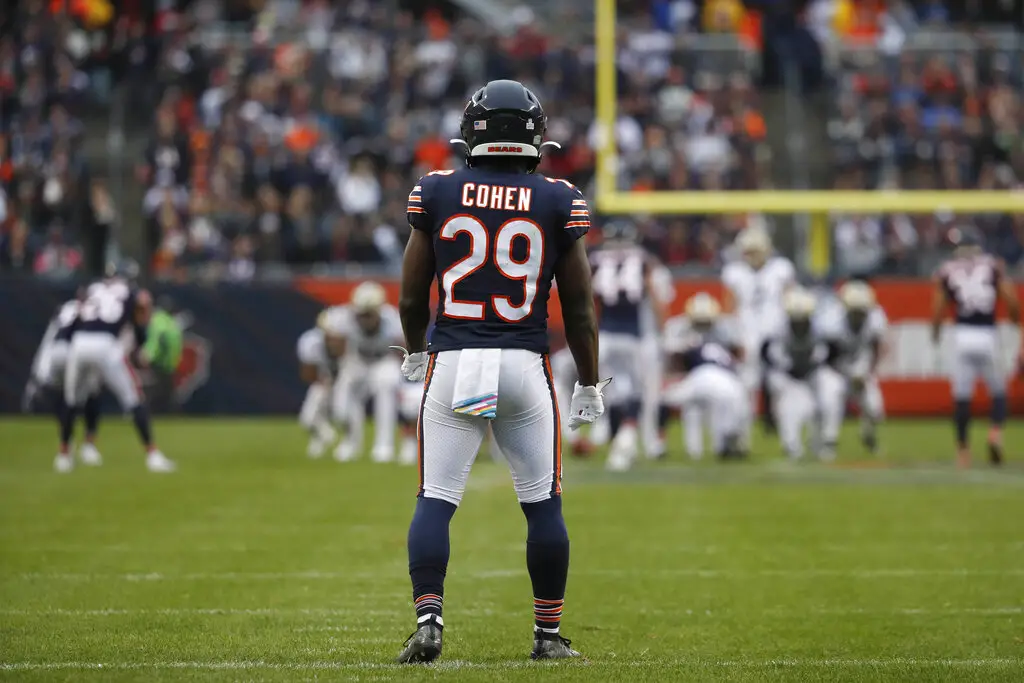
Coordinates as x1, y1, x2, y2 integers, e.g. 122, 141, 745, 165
589, 220, 663, 471
932, 227, 1023, 467
59, 278, 175, 473
392, 80, 605, 663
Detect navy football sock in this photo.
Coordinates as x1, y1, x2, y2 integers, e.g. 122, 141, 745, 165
522, 496, 570, 634
58, 399, 77, 452
657, 404, 672, 431
84, 395, 100, 441
408, 497, 456, 629
954, 399, 971, 448
991, 394, 1007, 427
131, 405, 153, 449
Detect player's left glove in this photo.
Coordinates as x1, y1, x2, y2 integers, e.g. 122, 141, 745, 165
390, 346, 429, 382
567, 378, 612, 431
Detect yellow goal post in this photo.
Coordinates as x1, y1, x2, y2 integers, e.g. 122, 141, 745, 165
593, 0, 1024, 273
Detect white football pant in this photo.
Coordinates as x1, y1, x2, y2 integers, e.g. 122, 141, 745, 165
37, 340, 70, 388
333, 355, 401, 460
639, 334, 665, 458
417, 349, 561, 506
817, 365, 884, 446
767, 370, 820, 459
948, 326, 1005, 400
665, 364, 747, 456
64, 332, 140, 409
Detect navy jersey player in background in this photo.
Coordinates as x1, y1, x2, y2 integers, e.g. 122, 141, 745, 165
392, 80, 606, 663
59, 275, 176, 473
931, 226, 1023, 468
589, 220, 665, 471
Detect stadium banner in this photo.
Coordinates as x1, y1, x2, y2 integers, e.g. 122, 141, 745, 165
0, 280, 322, 415
296, 278, 1024, 417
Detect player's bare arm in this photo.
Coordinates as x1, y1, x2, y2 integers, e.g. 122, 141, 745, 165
554, 239, 599, 386
398, 228, 436, 354
930, 275, 948, 345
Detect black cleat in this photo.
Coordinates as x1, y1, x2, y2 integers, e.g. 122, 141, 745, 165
988, 441, 1004, 466
396, 623, 442, 664
531, 631, 581, 660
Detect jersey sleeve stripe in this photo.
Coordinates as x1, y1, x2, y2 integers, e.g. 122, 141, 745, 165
407, 206, 426, 214
570, 210, 588, 216
565, 220, 590, 228
572, 199, 587, 206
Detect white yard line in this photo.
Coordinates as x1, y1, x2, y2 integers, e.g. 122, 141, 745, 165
1, 606, 1019, 618
0, 658, 1020, 672
13, 567, 1024, 582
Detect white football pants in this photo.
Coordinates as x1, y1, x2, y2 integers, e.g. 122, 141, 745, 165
817, 365, 884, 445
333, 355, 401, 459
948, 325, 1005, 400
767, 370, 820, 459
417, 349, 560, 506
64, 332, 139, 409
664, 364, 747, 456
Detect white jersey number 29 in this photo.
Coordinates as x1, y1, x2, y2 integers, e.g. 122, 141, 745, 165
439, 216, 542, 322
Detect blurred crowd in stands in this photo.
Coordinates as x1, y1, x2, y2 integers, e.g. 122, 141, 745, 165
1, 0, 1022, 280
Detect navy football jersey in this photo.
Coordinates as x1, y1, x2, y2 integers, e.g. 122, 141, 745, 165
590, 245, 650, 336
679, 342, 737, 373
408, 168, 590, 353
937, 254, 1002, 327
761, 331, 836, 380
76, 279, 146, 344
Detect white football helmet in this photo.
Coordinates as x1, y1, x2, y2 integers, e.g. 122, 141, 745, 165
736, 225, 772, 268
350, 281, 386, 313
783, 287, 817, 320
838, 281, 876, 311
317, 306, 348, 337
685, 292, 722, 324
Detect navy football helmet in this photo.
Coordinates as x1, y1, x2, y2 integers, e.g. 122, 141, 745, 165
454, 80, 559, 172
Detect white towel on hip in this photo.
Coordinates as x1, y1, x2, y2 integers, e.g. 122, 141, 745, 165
451, 348, 501, 419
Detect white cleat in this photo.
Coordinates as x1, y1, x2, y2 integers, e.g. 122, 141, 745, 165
605, 451, 633, 472
307, 437, 327, 459
146, 451, 177, 473
371, 448, 395, 464
333, 440, 359, 463
54, 453, 74, 473
398, 438, 418, 466
79, 442, 103, 466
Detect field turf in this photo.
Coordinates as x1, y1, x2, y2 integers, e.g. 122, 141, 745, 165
1, 417, 1023, 682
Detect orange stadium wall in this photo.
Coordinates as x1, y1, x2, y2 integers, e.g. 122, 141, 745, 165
295, 278, 1024, 417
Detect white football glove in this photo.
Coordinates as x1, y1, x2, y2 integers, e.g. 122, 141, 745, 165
567, 378, 612, 431
390, 346, 428, 382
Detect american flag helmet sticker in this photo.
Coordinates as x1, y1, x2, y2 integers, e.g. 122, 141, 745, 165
474, 120, 487, 130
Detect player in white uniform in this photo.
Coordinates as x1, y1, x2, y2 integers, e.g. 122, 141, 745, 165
663, 293, 746, 459
761, 288, 838, 460
296, 307, 346, 458
331, 281, 404, 463
932, 228, 1023, 467
639, 263, 674, 459
722, 226, 795, 444
816, 281, 888, 458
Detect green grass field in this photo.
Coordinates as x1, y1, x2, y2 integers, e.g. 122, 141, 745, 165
1, 417, 1023, 682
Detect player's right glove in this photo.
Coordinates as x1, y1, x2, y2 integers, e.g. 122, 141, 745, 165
391, 346, 429, 382
567, 379, 612, 431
